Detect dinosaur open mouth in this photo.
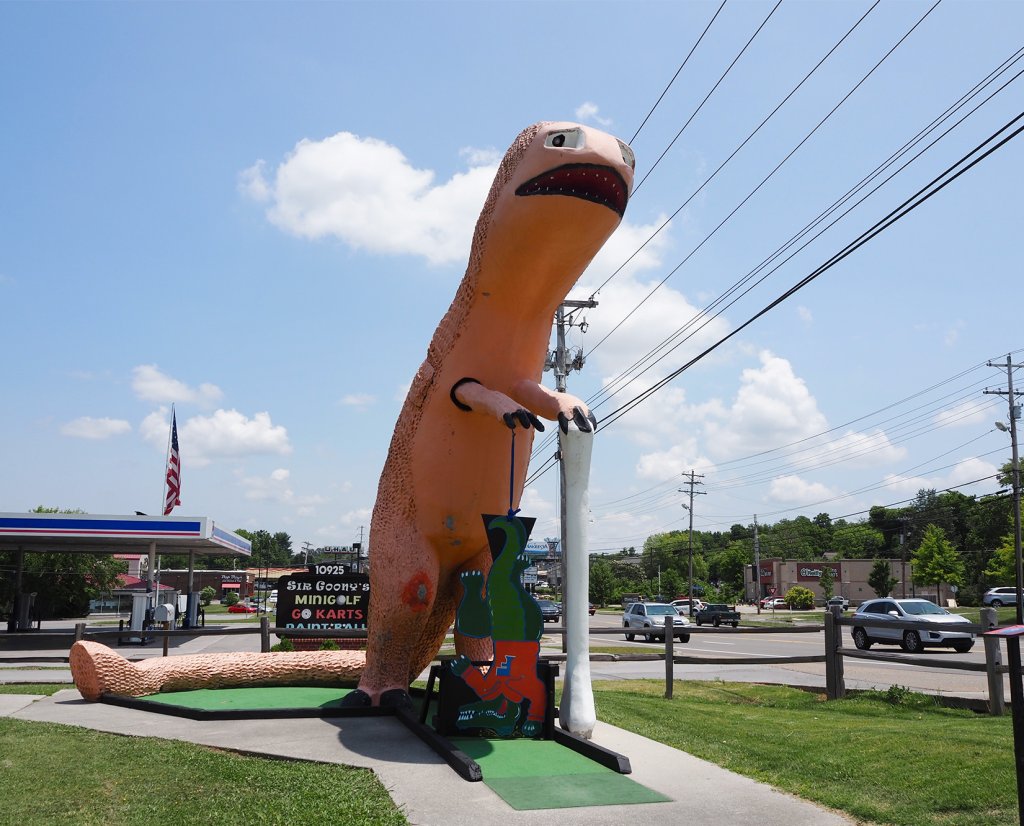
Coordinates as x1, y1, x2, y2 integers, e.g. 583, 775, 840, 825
515, 164, 628, 217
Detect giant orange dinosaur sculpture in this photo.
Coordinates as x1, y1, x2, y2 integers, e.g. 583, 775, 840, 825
349, 122, 634, 708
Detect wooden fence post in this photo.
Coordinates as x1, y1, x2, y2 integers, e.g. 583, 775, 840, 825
982, 606, 1005, 716
824, 608, 846, 699
74, 622, 85, 642
665, 616, 674, 699
260, 615, 271, 653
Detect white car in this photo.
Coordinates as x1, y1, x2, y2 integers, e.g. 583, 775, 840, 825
670, 598, 706, 615
623, 602, 691, 643
851, 598, 974, 653
983, 587, 1022, 607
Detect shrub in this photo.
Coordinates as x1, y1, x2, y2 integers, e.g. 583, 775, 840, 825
784, 586, 815, 610
319, 640, 340, 651
199, 586, 215, 606
223, 592, 239, 606
270, 637, 294, 652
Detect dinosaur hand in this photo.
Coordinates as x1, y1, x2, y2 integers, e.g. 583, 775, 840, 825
558, 406, 597, 434
502, 409, 545, 431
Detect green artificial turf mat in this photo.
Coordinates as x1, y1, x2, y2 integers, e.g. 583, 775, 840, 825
452, 738, 671, 810
143, 686, 353, 711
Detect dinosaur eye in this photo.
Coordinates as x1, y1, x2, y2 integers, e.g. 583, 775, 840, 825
618, 140, 635, 170
545, 129, 584, 150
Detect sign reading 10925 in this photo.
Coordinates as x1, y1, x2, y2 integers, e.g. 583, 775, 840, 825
275, 572, 370, 631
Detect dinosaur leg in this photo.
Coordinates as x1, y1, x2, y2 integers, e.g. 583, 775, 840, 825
351, 528, 440, 706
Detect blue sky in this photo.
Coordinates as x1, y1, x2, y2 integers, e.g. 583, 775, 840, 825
2, 1, 1021, 556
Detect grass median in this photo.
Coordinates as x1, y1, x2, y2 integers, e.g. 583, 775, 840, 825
0, 715, 407, 825
1, 679, 1014, 823
593, 679, 1015, 826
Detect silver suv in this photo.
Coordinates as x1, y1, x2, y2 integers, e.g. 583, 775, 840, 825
623, 602, 690, 643
983, 587, 1022, 607
851, 598, 974, 653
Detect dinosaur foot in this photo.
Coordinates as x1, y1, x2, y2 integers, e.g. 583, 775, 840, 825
379, 689, 414, 711
339, 688, 372, 708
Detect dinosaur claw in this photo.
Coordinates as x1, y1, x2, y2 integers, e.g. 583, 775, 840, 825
528, 412, 545, 431
558, 412, 569, 434
503, 412, 516, 429
573, 407, 592, 433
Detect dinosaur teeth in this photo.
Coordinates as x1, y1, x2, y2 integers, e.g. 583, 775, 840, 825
515, 163, 628, 217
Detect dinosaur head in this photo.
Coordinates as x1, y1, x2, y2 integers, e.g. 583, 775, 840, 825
513, 125, 633, 218
470, 122, 635, 306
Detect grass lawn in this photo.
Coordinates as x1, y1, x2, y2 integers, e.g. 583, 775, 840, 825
594, 679, 1015, 826
0, 717, 407, 825
0, 683, 67, 695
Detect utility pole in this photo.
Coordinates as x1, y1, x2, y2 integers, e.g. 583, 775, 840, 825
549, 299, 598, 590
753, 515, 761, 614
678, 471, 705, 616
985, 355, 1023, 625
301, 541, 314, 566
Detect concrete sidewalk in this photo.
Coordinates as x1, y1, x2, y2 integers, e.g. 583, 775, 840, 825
4, 687, 853, 826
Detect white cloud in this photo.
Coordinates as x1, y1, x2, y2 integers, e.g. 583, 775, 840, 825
797, 305, 813, 323
575, 101, 612, 127
238, 467, 324, 507
131, 365, 223, 407
635, 442, 716, 481
60, 416, 132, 440
701, 351, 828, 459
244, 131, 499, 266
820, 430, 907, 469
768, 475, 837, 504
142, 408, 291, 466
934, 399, 989, 428
238, 160, 270, 202
339, 393, 376, 408
944, 320, 965, 347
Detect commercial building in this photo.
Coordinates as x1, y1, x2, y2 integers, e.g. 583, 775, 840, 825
745, 557, 922, 606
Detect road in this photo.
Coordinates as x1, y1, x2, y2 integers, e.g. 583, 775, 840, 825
1, 611, 1007, 703
558, 609, 1002, 702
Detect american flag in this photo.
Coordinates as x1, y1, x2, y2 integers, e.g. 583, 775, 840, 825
163, 409, 182, 515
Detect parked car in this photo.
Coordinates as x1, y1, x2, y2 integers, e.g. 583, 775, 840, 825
670, 598, 706, 614
762, 598, 788, 610
536, 599, 561, 623
227, 602, 257, 613
589, 603, 597, 615
983, 587, 1023, 607
851, 598, 974, 653
826, 596, 850, 612
694, 603, 741, 627
623, 602, 691, 643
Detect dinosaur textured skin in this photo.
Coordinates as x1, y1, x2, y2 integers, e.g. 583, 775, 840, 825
357, 122, 633, 705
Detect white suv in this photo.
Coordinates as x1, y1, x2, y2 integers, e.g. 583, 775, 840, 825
623, 602, 690, 643
983, 587, 1022, 607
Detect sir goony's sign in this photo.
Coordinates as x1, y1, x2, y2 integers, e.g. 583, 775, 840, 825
275, 572, 370, 631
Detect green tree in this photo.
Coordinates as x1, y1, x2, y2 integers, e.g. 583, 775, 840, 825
0, 507, 127, 618
223, 591, 239, 606
984, 532, 1018, 584
589, 558, 617, 607
868, 558, 898, 597
912, 524, 965, 603
832, 523, 886, 558
200, 586, 215, 606
818, 565, 835, 601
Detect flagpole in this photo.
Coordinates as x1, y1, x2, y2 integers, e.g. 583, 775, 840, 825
162, 404, 174, 514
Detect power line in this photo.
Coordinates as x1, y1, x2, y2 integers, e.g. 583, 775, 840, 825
628, 0, 729, 145
587, 0, 939, 325
584, 49, 1024, 414
596, 108, 1024, 433
631, 0, 784, 196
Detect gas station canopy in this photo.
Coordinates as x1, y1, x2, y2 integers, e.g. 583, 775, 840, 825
0, 513, 251, 557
